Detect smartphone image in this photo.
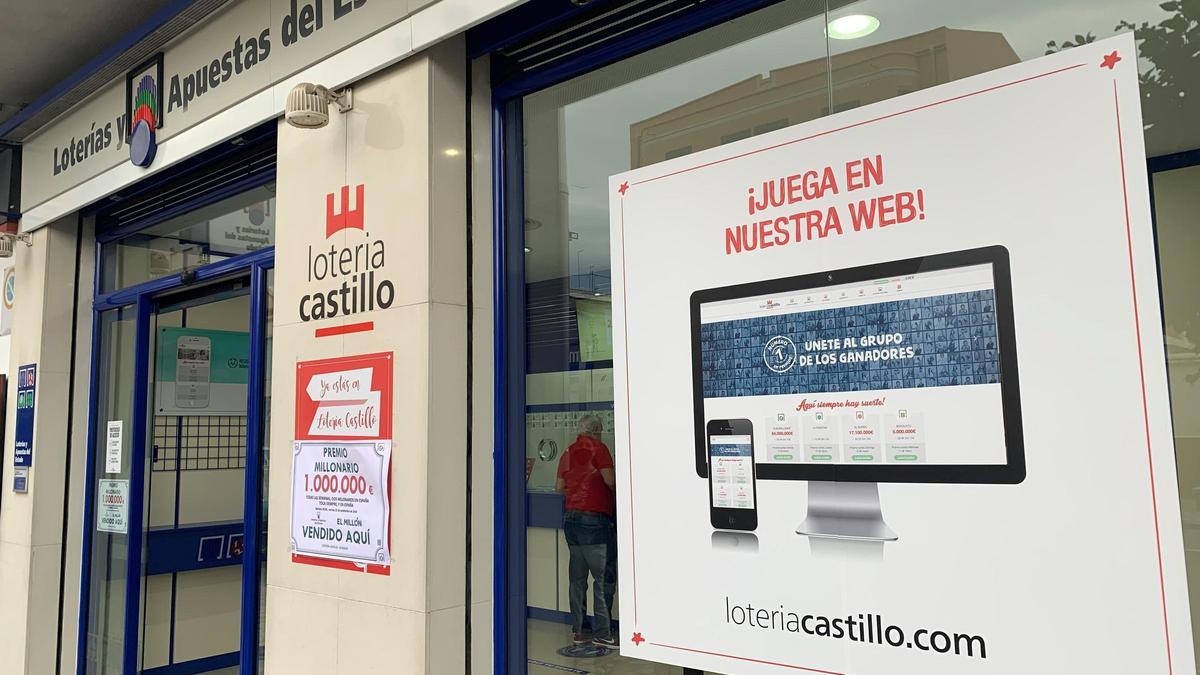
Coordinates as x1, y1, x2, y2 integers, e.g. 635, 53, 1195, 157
707, 418, 758, 531
175, 335, 212, 409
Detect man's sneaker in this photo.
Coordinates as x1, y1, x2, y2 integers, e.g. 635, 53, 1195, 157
593, 635, 619, 649
572, 632, 589, 645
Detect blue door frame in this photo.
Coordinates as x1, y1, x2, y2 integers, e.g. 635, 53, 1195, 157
77, 246, 275, 675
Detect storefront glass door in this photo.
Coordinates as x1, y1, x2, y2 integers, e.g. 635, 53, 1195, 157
81, 256, 273, 675
142, 280, 251, 674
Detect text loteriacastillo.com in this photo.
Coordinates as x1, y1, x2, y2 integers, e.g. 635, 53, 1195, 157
725, 596, 987, 659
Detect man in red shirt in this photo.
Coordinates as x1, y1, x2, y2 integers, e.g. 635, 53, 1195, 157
556, 414, 617, 648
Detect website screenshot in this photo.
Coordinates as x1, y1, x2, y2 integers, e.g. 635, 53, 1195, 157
709, 434, 754, 508
698, 264, 1006, 465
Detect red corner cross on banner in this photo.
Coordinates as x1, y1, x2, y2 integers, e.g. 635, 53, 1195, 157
631, 632, 645, 646
1100, 50, 1121, 69
618, 181, 630, 196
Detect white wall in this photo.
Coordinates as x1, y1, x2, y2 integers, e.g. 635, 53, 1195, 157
265, 36, 476, 674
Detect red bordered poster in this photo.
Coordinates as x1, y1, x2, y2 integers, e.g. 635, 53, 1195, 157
292, 352, 393, 575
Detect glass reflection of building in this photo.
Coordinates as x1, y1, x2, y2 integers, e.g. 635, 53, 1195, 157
632, 28, 1018, 168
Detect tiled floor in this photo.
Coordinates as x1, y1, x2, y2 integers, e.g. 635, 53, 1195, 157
527, 619, 692, 674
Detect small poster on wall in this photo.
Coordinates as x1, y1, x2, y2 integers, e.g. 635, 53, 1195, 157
291, 352, 393, 575
14, 364, 36, 468
105, 421, 123, 474
96, 479, 129, 533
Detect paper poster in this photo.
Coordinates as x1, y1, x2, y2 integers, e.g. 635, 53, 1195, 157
290, 440, 391, 566
12, 467, 28, 493
607, 36, 1192, 674
105, 421, 123, 474
154, 326, 249, 415
292, 351, 393, 575
96, 479, 129, 533
575, 297, 613, 362
14, 364, 36, 468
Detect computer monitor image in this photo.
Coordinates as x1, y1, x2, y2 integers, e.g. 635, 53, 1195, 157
690, 245, 1025, 540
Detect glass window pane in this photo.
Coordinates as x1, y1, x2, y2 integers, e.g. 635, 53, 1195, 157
85, 307, 137, 675
1153, 163, 1200, 668
521, 1, 826, 670
142, 289, 251, 672
101, 184, 275, 292
827, 0, 1197, 157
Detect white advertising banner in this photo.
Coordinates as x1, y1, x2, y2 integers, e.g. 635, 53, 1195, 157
290, 439, 391, 567
96, 479, 129, 534
609, 35, 1192, 674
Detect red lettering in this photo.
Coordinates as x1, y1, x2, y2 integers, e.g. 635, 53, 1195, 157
786, 174, 803, 203
863, 155, 883, 187
725, 226, 744, 255
819, 166, 839, 197
849, 199, 878, 231
758, 219, 773, 248
805, 210, 824, 240
773, 217, 790, 247
846, 155, 883, 191
878, 195, 897, 226
895, 191, 917, 223
824, 207, 843, 236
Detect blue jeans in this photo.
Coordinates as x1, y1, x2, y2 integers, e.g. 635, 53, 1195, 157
564, 511, 616, 638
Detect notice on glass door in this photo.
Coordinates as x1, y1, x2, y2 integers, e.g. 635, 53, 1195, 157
96, 479, 129, 533
105, 421, 123, 474
291, 351, 393, 575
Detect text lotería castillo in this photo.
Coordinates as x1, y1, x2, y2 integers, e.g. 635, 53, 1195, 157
299, 233, 395, 321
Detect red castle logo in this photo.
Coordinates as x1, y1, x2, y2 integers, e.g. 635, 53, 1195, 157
326, 184, 365, 238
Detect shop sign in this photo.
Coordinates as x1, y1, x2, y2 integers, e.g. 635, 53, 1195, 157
125, 53, 165, 168
607, 35, 1192, 674
297, 183, 395, 336
97, 479, 130, 533
22, 0, 409, 213
14, 364, 36, 468
291, 351, 392, 574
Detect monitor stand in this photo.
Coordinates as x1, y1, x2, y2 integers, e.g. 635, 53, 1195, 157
796, 481, 898, 541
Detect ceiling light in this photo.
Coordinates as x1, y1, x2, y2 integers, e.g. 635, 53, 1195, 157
524, 246, 532, 253
827, 14, 879, 40
443, 148, 461, 157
